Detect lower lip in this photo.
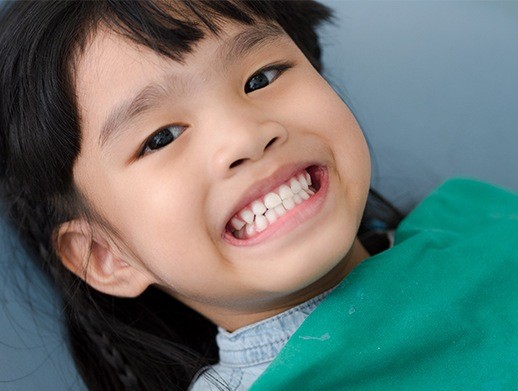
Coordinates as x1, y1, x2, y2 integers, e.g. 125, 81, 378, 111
222, 167, 329, 247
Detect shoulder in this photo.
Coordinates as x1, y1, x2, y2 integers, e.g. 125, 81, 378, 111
189, 367, 226, 391
189, 362, 272, 391
395, 177, 518, 244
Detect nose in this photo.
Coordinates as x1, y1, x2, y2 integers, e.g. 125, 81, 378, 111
207, 108, 288, 178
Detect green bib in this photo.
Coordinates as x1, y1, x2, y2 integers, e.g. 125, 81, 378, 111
251, 178, 518, 390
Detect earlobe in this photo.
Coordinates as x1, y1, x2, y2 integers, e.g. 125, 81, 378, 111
56, 220, 152, 298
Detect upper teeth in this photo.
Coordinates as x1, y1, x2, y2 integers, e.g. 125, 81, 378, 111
231, 171, 315, 237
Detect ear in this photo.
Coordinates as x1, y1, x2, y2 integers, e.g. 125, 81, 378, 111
56, 219, 153, 297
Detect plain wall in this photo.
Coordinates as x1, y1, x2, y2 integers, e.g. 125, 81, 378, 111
320, 1, 518, 211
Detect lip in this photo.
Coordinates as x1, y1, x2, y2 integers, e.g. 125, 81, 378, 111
221, 163, 329, 246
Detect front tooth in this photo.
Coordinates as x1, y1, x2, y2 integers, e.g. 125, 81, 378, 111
251, 200, 267, 215
231, 217, 246, 230
305, 172, 312, 186
300, 190, 310, 200
265, 209, 278, 224
239, 209, 254, 224
290, 177, 302, 194
283, 197, 295, 211
274, 204, 286, 216
245, 223, 255, 237
264, 192, 282, 209
279, 185, 294, 200
255, 215, 268, 232
293, 194, 303, 204
298, 174, 309, 190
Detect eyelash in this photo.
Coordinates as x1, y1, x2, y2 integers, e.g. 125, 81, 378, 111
244, 61, 293, 93
138, 61, 294, 157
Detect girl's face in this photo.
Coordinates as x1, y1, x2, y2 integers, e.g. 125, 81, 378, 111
70, 21, 370, 330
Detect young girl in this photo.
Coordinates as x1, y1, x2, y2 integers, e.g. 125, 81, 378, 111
0, 1, 515, 391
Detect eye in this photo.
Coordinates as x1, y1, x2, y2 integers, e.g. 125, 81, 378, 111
244, 62, 293, 94
140, 125, 185, 156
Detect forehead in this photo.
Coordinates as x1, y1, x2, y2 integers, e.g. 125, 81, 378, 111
76, 21, 286, 92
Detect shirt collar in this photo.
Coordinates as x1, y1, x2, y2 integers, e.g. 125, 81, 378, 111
216, 288, 334, 367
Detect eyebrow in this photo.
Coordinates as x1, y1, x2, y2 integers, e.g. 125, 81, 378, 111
98, 23, 286, 149
218, 23, 286, 66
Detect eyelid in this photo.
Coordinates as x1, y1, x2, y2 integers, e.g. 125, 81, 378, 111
248, 60, 295, 84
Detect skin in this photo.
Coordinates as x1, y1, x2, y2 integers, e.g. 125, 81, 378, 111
60, 21, 371, 332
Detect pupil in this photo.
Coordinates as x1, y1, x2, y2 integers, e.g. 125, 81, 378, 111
248, 73, 268, 91
150, 129, 174, 149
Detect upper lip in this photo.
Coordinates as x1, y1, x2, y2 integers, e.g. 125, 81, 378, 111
221, 161, 318, 233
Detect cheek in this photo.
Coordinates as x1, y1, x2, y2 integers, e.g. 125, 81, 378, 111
314, 81, 371, 185
279, 71, 370, 183
277, 69, 365, 141
125, 175, 202, 250
298, 76, 371, 225
90, 165, 209, 272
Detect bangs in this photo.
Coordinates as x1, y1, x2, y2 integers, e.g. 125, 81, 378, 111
87, 0, 332, 67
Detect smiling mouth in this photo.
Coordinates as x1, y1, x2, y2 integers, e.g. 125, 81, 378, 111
224, 165, 324, 241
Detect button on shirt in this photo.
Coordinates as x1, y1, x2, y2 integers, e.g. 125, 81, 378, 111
189, 289, 332, 391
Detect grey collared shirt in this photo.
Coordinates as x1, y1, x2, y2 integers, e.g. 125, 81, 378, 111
189, 290, 332, 391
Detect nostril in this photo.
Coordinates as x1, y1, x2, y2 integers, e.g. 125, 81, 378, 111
265, 137, 278, 150
229, 137, 279, 169
229, 158, 246, 169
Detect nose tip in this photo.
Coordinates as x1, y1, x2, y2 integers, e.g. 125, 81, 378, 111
212, 121, 288, 177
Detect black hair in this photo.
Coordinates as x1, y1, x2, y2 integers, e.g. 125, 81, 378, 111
0, 1, 346, 390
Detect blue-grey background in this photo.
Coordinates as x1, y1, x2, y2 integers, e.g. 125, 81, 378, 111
321, 1, 517, 210
1, 1, 517, 390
